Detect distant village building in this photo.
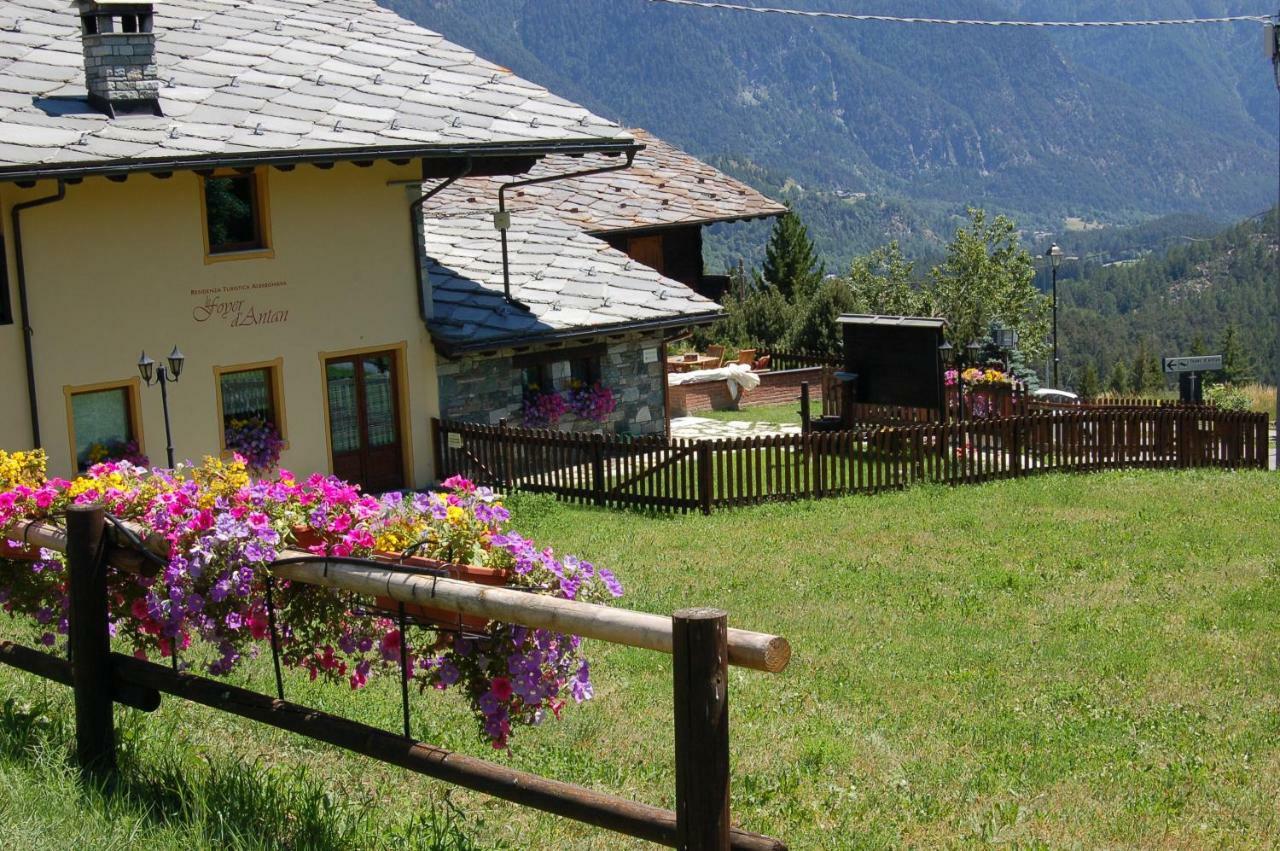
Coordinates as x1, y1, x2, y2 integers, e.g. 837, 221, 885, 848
0, 0, 782, 488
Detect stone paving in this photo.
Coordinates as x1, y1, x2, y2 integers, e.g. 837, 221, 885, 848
670, 415, 802, 441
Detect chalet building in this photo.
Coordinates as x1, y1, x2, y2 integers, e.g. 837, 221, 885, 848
426, 132, 785, 434
0, 0, 635, 491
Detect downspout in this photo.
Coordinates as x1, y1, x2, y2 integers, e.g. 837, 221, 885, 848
11, 180, 67, 448
497, 149, 639, 307
406, 158, 473, 322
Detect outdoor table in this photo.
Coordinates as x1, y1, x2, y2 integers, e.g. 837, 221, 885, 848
667, 355, 720, 373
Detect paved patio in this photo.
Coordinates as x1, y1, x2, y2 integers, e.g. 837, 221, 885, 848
670, 415, 802, 440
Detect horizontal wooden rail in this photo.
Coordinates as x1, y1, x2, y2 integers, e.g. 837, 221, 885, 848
0, 640, 160, 712
105, 652, 784, 851
4, 519, 791, 674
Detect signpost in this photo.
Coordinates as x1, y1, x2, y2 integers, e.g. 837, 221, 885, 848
1162, 355, 1223, 374
1162, 355, 1222, 404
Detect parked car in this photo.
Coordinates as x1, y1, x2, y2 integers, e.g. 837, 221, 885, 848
1032, 388, 1080, 405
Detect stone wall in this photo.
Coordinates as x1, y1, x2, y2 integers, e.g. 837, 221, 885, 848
436, 332, 668, 436
82, 32, 160, 106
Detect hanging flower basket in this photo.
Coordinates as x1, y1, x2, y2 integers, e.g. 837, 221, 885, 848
371, 552, 509, 633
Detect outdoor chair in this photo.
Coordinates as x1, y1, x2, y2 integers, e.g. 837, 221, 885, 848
706, 344, 726, 369
736, 348, 757, 366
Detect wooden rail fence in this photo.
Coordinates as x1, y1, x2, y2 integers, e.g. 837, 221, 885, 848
1, 508, 792, 850
434, 407, 1270, 515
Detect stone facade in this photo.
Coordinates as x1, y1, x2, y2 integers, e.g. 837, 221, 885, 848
437, 332, 668, 436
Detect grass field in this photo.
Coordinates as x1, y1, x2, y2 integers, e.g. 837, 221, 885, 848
1, 469, 1278, 849
690, 403, 805, 425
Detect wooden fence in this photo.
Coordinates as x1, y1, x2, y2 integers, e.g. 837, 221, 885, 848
435, 407, 1270, 515
1, 509, 791, 850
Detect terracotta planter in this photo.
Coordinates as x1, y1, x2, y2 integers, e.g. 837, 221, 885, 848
372, 552, 509, 633
290, 525, 328, 552
0, 539, 40, 561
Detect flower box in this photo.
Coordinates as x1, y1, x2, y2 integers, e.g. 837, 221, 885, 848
371, 552, 508, 633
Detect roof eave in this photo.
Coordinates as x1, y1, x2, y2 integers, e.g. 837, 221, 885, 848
585, 207, 788, 236
0, 137, 641, 184
430, 309, 725, 358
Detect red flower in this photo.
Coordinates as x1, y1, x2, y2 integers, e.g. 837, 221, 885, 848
490, 677, 513, 702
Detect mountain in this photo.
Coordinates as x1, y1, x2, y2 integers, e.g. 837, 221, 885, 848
1057, 210, 1278, 385
391, 0, 1277, 230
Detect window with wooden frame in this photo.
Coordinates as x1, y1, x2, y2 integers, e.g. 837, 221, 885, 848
214, 360, 288, 449
0, 233, 11, 325
65, 380, 144, 472
201, 169, 272, 259
521, 363, 552, 395
569, 353, 602, 387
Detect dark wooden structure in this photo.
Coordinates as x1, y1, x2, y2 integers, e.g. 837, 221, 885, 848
601, 225, 731, 302
838, 315, 947, 412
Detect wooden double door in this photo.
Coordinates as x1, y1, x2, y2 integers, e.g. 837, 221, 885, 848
324, 350, 405, 494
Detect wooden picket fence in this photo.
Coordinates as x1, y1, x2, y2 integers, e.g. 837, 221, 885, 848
433, 407, 1270, 515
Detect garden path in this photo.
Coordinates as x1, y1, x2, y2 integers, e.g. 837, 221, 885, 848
669, 415, 802, 440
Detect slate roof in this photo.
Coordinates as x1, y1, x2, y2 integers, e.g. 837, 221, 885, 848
0, 0, 630, 179
436, 129, 786, 234
425, 210, 721, 352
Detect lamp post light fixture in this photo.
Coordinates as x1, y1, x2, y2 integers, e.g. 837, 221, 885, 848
993, 325, 1019, 372
138, 346, 185, 469
938, 340, 956, 421
1046, 243, 1064, 388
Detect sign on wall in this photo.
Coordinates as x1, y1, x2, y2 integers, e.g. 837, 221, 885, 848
190, 280, 289, 328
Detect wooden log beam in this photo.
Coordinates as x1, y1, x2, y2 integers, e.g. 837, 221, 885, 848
5, 519, 791, 674
0, 641, 160, 712
111, 653, 786, 851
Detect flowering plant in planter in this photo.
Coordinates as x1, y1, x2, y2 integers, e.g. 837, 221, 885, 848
224, 416, 285, 474
521, 387, 568, 428
0, 454, 622, 748
566, 381, 618, 424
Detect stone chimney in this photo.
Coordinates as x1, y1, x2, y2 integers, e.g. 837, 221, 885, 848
76, 0, 162, 116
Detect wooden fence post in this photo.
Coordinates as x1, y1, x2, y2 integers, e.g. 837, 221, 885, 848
430, 418, 444, 483
799, 382, 811, 436
592, 436, 606, 507
673, 608, 730, 851
66, 503, 115, 781
697, 441, 713, 516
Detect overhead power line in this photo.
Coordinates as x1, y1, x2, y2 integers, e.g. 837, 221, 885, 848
643, 0, 1272, 28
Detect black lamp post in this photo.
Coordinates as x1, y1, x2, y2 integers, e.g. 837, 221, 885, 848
1046, 243, 1064, 387
938, 340, 955, 420
993, 325, 1019, 373
138, 346, 184, 469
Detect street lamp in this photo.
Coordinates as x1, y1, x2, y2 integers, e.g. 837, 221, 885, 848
1046, 243, 1064, 388
938, 340, 955, 421
993, 325, 1019, 372
138, 346, 184, 468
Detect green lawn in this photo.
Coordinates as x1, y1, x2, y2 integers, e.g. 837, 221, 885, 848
689, 402, 805, 424
2, 470, 1279, 848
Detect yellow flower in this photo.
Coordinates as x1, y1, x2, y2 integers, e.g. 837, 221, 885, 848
446, 505, 466, 525
0, 449, 47, 490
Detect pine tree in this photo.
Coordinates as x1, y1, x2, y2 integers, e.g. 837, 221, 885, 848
1217, 323, 1254, 384
759, 206, 825, 303
1076, 362, 1101, 400
1189, 334, 1208, 356
1107, 359, 1131, 395
1131, 339, 1164, 395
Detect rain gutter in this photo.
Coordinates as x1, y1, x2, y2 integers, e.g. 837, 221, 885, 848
11, 180, 67, 448
496, 149, 639, 306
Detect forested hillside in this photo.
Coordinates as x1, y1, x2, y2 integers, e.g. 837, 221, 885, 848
1058, 211, 1278, 385
395, 0, 1275, 226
